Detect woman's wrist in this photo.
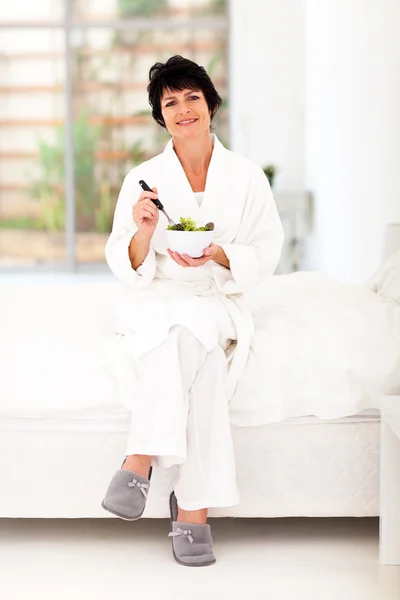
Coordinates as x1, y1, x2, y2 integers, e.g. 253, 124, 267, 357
129, 230, 151, 270
213, 245, 230, 269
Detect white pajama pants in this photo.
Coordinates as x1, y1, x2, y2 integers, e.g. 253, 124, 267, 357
124, 325, 240, 511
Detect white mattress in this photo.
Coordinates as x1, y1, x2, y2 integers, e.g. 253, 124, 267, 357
0, 409, 380, 519
0, 408, 380, 432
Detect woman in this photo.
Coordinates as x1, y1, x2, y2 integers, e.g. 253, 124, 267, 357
102, 55, 284, 567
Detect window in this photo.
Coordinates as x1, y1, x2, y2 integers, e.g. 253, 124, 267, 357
0, 0, 228, 271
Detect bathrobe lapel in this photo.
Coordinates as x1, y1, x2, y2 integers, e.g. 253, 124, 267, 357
161, 133, 225, 228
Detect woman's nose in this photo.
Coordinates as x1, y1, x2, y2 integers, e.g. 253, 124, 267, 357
177, 104, 191, 115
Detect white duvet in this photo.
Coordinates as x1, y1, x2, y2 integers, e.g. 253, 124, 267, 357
229, 271, 400, 425
1, 269, 399, 425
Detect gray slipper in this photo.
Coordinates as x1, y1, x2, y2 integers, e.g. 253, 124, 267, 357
101, 457, 153, 521
168, 491, 216, 567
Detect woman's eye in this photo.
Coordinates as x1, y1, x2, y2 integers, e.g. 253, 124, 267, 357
165, 96, 199, 107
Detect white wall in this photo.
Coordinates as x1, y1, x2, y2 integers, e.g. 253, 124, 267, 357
229, 0, 305, 191
305, 0, 400, 283
230, 0, 400, 283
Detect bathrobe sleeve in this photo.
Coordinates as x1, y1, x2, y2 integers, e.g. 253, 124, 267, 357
212, 165, 284, 295
105, 170, 158, 287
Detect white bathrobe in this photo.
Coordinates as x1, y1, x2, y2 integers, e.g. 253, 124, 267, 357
105, 133, 284, 406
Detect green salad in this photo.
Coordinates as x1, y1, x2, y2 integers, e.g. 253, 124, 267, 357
167, 217, 214, 232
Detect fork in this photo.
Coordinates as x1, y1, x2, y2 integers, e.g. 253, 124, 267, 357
138, 180, 176, 227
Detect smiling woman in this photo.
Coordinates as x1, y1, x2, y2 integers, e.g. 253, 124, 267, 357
146, 55, 224, 199
147, 55, 223, 135
103, 53, 284, 568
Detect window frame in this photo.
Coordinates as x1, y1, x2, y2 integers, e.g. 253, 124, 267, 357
0, 0, 230, 273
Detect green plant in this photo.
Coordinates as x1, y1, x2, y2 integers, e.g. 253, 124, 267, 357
39, 191, 65, 231
28, 136, 65, 231
29, 109, 100, 231
0, 217, 44, 230
118, 0, 167, 17
93, 140, 147, 234
73, 112, 100, 218
95, 182, 113, 234
126, 139, 147, 166
206, 53, 221, 77
29, 116, 148, 233
263, 164, 277, 188
206, 0, 226, 16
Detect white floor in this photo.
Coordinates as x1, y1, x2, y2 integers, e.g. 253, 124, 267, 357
0, 517, 399, 600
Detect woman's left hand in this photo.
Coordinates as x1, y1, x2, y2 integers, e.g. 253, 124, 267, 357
167, 242, 219, 268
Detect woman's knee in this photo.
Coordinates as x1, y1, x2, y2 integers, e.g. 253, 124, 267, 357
170, 324, 202, 349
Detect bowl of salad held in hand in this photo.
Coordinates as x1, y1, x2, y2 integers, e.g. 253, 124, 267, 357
166, 217, 215, 258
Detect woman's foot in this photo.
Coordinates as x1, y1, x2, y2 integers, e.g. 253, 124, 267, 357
101, 455, 153, 520
177, 506, 208, 525
122, 454, 152, 478
169, 492, 216, 567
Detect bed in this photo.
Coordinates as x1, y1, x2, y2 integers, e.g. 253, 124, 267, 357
0, 409, 380, 518
0, 245, 399, 520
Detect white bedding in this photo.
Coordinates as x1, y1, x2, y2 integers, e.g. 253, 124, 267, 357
1, 271, 399, 425
229, 271, 400, 425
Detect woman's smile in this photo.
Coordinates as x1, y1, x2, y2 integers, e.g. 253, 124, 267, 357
176, 118, 198, 126
161, 88, 209, 137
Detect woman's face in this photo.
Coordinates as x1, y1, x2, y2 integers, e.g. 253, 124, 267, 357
160, 87, 212, 140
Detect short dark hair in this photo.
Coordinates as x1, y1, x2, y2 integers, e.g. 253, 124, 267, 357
147, 55, 223, 129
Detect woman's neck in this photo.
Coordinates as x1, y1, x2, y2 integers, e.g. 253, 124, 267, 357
172, 132, 214, 176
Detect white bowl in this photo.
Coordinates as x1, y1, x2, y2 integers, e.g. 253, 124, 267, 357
166, 230, 213, 258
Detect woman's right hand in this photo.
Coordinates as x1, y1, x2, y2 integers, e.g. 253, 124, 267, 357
132, 187, 160, 239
